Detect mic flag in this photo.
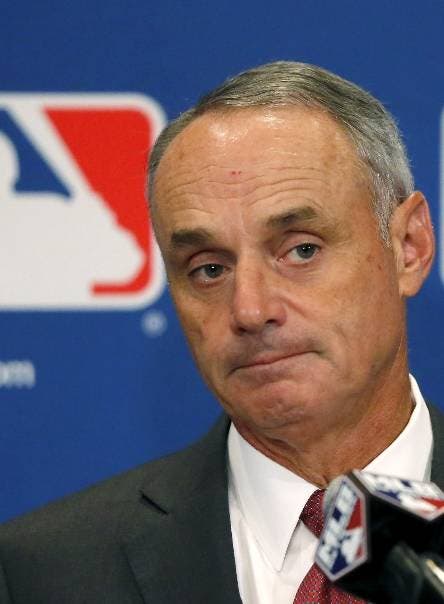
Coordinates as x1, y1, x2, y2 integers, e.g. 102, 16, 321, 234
315, 471, 444, 602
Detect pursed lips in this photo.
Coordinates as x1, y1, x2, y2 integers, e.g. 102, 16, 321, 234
232, 350, 311, 373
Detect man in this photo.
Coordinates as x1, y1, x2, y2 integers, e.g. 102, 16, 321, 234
0, 61, 442, 603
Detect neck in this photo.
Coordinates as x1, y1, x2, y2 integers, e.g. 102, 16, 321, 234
233, 361, 413, 488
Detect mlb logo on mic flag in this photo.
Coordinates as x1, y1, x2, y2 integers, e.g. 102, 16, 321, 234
316, 476, 368, 581
0, 93, 166, 310
359, 472, 444, 521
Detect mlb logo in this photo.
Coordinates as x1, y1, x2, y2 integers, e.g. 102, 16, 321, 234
316, 476, 367, 581
0, 93, 166, 309
359, 471, 444, 521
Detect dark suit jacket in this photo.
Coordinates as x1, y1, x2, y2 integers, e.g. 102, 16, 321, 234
0, 409, 443, 604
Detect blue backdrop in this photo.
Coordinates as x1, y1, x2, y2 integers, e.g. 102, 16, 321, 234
1, 0, 443, 522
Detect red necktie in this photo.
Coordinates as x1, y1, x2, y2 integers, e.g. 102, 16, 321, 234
293, 489, 365, 604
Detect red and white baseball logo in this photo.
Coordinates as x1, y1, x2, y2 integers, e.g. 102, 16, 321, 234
0, 93, 166, 309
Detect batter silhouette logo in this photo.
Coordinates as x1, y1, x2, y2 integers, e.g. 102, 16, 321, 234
0, 93, 166, 309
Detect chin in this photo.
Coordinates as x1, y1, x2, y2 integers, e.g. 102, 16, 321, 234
223, 381, 317, 430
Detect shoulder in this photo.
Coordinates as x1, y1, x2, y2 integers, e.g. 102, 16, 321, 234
0, 414, 230, 549
0, 415, 233, 603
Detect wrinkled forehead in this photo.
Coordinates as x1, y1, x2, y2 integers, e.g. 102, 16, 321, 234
151, 106, 371, 231
158, 105, 366, 180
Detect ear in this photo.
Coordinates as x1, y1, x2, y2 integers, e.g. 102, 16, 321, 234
390, 191, 435, 297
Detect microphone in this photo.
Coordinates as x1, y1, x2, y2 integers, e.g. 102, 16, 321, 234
315, 471, 444, 603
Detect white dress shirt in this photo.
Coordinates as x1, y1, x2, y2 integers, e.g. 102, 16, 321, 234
227, 375, 433, 604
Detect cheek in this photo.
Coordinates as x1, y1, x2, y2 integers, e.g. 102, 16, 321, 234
308, 252, 401, 340
177, 307, 205, 348
174, 297, 225, 365
331, 262, 402, 355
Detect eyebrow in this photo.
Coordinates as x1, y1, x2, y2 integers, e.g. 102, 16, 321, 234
168, 205, 334, 251
266, 206, 321, 229
169, 227, 216, 250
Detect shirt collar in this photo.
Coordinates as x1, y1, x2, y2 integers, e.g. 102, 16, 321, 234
365, 375, 433, 480
228, 423, 316, 572
227, 374, 433, 572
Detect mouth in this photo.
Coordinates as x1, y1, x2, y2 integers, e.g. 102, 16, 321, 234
234, 351, 310, 372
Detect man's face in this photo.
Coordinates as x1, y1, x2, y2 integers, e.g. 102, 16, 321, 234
153, 107, 407, 439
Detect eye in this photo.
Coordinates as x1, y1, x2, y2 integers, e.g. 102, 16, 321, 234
286, 242, 320, 263
190, 263, 225, 283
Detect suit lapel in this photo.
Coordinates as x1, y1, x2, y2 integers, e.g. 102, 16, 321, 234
122, 416, 242, 604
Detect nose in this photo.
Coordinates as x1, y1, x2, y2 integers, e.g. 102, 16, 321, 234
230, 262, 287, 335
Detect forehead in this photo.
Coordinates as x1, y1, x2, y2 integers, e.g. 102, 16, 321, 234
156, 105, 364, 178
152, 106, 371, 238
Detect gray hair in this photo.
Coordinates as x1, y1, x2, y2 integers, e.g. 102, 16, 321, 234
148, 61, 413, 242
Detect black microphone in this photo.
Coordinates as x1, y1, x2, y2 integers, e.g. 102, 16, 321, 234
315, 471, 444, 603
